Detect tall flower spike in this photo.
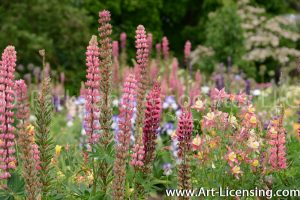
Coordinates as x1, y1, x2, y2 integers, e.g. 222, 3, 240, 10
162, 36, 169, 61
147, 33, 153, 55
0, 46, 17, 183
156, 43, 161, 62
15, 80, 40, 199
142, 81, 162, 172
112, 41, 120, 89
120, 32, 127, 50
113, 74, 137, 200
98, 10, 114, 194
184, 40, 191, 65
176, 108, 193, 199
135, 25, 149, 143
35, 52, 54, 198
84, 35, 101, 144
98, 10, 113, 146
120, 32, 127, 66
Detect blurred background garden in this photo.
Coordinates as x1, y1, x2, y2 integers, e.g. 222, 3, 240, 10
1, 0, 300, 199
1, 0, 300, 94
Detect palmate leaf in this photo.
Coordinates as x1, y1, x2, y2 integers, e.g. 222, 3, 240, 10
89, 140, 115, 165
0, 172, 25, 200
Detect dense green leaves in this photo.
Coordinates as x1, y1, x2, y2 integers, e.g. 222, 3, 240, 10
34, 77, 54, 199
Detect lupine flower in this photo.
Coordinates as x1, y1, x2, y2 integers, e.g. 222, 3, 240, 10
113, 74, 137, 200
130, 144, 145, 167
163, 163, 173, 176
156, 43, 161, 61
161, 122, 175, 135
112, 41, 119, 59
184, 40, 191, 65
147, 33, 153, 54
135, 25, 149, 143
34, 51, 54, 198
84, 36, 101, 144
176, 108, 193, 193
162, 36, 169, 61
163, 96, 178, 110
120, 32, 126, 50
112, 41, 120, 88
15, 80, 41, 198
120, 32, 127, 66
190, 70, 202, 102
0, 46, 17, 182
142, 81, 162, 171
98, 10, 113, 147
169, 58, 179, 94
150, 61, 159, 79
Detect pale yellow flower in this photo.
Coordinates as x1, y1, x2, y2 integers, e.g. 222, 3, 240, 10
192, 100, 205, 111
232, 166, 241, 174
252, 160, 259, 167
228, 152, 236, 162
247, 105, 255, 113
247, 138, 260, 150
55, 145, 62, 156
205, 112, 215, 121
192, 135, 201, 146
249, 116, 257, 124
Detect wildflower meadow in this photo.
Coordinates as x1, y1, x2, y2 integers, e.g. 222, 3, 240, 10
0, 0, 300, 199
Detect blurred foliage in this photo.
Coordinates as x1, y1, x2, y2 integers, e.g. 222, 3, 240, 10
205, 4, 245, 65
0, 0, 299, 94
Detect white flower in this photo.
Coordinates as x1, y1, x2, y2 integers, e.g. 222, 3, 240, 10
112, 99, 119, 107
252, 89, 261, 96
201, 86, 210, 94
67, 121, 74, 127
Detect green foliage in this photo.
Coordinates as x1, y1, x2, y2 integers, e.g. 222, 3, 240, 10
0, 172, 24, 200
205, 4, 245, 65
0, 0, 91, 94
34, 77, 54, 199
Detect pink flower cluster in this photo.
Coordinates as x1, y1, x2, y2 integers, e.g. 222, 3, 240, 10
142, 82, 162, 165
155, 43, 161, 60
162, 36, 169, 61
117, 74, 137, 148
112, 41, 119, 59
130, 144, 145, 167
84, 36, 101, 144
0, 46, 17, 180
176, 109, 193, 159
169, 58, 183, 97
32, 144, 41, 170
120, 32, 126, 50
184, 40, 191, 64
135, 25, 149, 81
147, 33, 153, 53
15, 80, 30, 121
